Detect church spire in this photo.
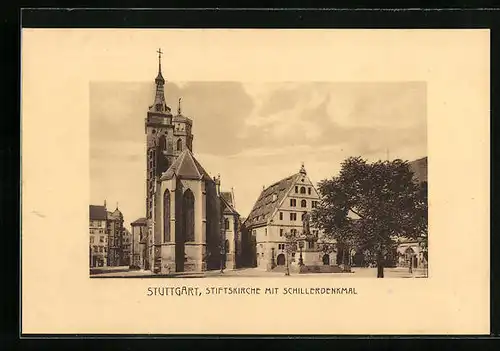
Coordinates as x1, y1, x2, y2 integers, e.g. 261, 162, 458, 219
178, 97, 182, 115
155, 48, 165, 84
150, 48, 169, 113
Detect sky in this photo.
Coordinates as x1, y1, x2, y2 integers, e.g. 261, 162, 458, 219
90, 80, 427, 228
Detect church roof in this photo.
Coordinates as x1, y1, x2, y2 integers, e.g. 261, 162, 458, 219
220, 192, 238, 216
244, 173, 302, 228
131, 217, 147, 226
221, 192, 234, 206
89, 205, 107, 221
173, 114, 193, 125
161, 149, 212, 181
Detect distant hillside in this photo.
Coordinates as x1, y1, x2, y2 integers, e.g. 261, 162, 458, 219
409, 157, 428, 183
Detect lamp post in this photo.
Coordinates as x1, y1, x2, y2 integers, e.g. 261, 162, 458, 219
298, 240, 304, 266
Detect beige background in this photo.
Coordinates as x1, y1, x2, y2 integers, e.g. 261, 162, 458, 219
21, 29, 490, 335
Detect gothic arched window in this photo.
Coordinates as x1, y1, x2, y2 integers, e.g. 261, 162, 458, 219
163, 189, 170, 242
224, 218, 230, 230
300, 186, 306, 194
301, 199, 307, 207
177, 138, 183, 151
183, 189, 195, 242
159, 135, 166, 151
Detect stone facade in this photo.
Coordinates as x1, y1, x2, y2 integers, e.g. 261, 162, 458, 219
243, 164, 336, 271
130, 217, 147, 269
89, 204, 108, 267
107, 207, 125, 266
220, 190, 241, 269
396, 239, 428, 269
89, 202, 126, 267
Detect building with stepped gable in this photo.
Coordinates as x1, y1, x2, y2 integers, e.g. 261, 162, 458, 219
243, 164, 336, 271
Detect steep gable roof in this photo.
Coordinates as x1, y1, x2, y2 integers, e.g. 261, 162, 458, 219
221, 191, 233, 206
89, 205, 107, 221
220, 192, 238, 216
244, 173, 301, 227
161, 149, 212, 181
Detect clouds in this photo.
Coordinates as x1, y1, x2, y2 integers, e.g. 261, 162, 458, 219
90, 80, 427, 220
236, 81, 426, 162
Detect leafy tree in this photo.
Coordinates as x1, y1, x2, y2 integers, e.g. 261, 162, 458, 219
317, 239, 336, 256
311, 156, 427, 278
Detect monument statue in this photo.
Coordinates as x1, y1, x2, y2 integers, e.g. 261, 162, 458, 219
302, 211, 311, 235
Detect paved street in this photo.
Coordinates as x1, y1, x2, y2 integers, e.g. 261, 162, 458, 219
90, 266, 427, 279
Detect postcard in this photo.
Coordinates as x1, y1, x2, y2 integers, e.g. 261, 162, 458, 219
21, 28, 490, 335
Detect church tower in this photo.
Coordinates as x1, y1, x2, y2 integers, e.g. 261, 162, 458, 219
145, 49, 193, 221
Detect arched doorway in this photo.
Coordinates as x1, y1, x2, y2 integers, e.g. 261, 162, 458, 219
276, 253, 285, 266
322, 254, 330, 265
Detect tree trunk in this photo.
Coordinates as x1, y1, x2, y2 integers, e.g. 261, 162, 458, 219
376, 252, 384, 278
285, 251, 290, 276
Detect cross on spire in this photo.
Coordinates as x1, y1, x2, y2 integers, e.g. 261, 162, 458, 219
156, 48, 163, 72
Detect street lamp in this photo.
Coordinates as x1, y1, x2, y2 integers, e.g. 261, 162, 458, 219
298, 240, 304, 266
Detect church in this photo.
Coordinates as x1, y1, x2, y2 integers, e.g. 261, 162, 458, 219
139, 49, 241, 274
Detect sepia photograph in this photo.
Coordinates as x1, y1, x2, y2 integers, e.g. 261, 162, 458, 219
89, 49, 428, 279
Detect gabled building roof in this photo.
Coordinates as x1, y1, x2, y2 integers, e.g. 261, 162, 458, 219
220, 192, 238, 216
107, 208, 123, 220
244, 172, 302, 228
89, 205, 107, 221
221, 191, 234, 206
131, 217, 147, 226
161, 149, 212, 181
